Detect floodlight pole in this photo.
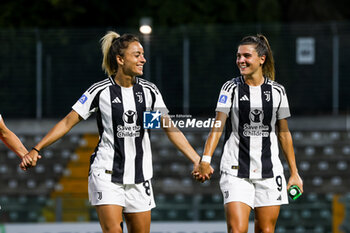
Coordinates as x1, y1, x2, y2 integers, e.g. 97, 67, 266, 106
183, 37, 190, 115
36, 29, 43, 119
332, 23, 339, 115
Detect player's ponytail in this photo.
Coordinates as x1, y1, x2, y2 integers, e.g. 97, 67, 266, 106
258, 34, 275, 81
101, 31, 120, 76
239, 34, 275, 81
100, 31, 140, 77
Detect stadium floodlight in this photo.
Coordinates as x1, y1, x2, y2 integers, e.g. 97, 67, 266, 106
139, 17, 152, 34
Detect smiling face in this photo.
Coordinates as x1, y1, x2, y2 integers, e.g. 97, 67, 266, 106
117, 41, 146, 77
236, 44, 266, 79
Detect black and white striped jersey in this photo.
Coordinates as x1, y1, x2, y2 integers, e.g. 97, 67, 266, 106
72, 76, 169, 184
216, 76, 290, 179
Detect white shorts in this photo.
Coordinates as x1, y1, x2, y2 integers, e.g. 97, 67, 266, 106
220, 172, 288, 209
88, 170, 156, 213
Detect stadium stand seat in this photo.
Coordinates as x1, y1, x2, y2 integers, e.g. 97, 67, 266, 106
0, 128, 344, 230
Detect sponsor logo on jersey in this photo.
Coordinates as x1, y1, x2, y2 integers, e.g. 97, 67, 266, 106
79, 94, 88, 104
219, 95, 228, 104
123, 110, 137, 124
240, 94, 249, 101
242, 109, 269, 137
112, 97, 121, 104
116, 125, 141, 138
249, 109, 264, 123
116, 110, 141, 138
143, 110, 161, 129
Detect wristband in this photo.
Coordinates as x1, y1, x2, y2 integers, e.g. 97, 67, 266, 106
32, 147, 40, 153
201, 155, 212, 164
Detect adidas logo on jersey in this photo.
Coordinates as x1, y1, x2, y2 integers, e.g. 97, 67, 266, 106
112, 97, 121, 104
240, 95, 249, 101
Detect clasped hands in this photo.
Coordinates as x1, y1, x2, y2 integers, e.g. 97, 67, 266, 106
20, 150, 41, 171
19, 149, 215, 182
192, 162, 214, 183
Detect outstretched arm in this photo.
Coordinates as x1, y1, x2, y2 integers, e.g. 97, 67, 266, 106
195, 111, 227, 182
161, 115, 213, 180
0, 118, 28, 158
21, 110, 82, 170
277, 118, 303, 192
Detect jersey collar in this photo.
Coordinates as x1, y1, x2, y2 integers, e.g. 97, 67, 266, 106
240, 76, 268, 86
109, 76, 117, 85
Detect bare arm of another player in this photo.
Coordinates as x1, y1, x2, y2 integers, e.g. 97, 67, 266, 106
161, 115, 214, 180
21, 110, 83, 169
195, 111, 227, 182
0, 118, 29, 158
277, 118, 303, 192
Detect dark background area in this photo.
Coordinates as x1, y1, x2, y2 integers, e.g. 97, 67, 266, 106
0, 0, 350, 28
1, 1, 350, 118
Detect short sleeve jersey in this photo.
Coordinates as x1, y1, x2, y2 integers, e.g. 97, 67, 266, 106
72, 77, 169, 184
216, 76, 290, 179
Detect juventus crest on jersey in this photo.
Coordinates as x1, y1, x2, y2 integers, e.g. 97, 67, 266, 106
72, 77, 169, 184
216, 76, 290, 179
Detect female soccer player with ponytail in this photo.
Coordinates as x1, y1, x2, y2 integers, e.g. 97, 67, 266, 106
195, 34, 303, 233
21, 31, 212, 233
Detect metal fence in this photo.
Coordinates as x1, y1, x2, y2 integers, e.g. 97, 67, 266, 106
1, 22, 350, 118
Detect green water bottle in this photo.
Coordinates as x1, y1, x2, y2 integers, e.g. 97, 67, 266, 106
288, 185, 302, 200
